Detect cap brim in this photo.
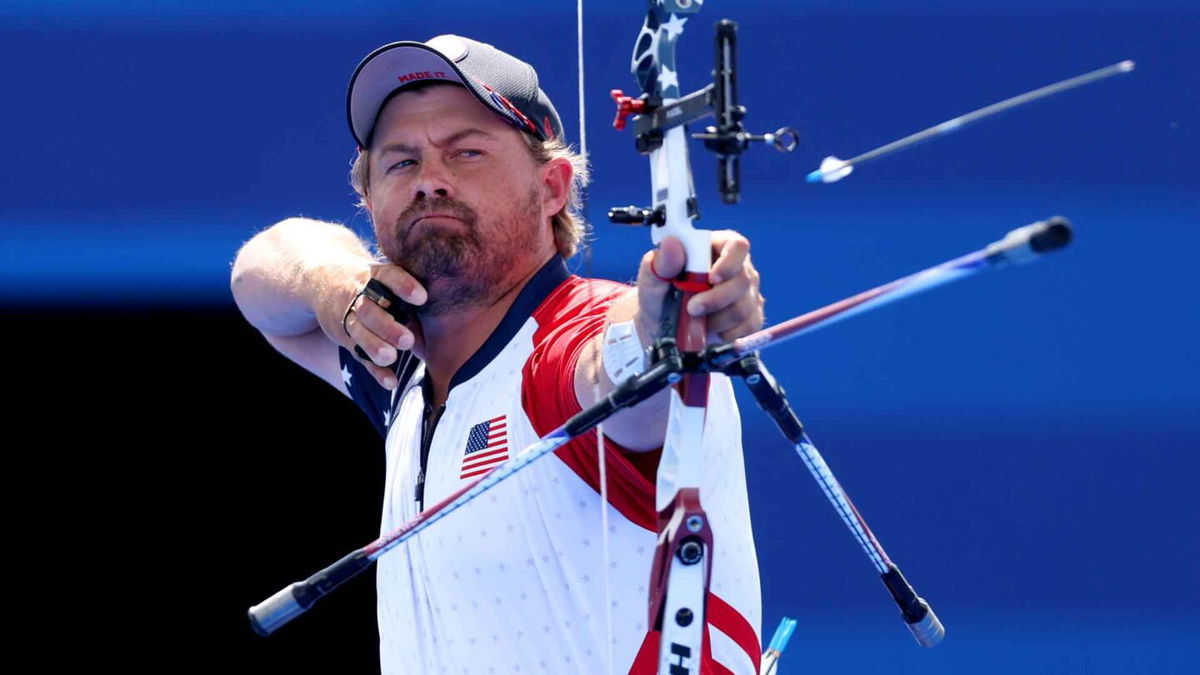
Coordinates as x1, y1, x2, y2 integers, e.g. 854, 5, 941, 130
347, 42, 472, 148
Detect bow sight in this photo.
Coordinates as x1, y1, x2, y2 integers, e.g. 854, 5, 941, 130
610, 18, 798, 227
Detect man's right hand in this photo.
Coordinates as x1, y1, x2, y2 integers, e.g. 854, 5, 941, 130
326, 263, 427, 390
231, 218, 427, 394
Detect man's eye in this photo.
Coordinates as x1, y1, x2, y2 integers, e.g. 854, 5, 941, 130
386, 159, 416, 172
455, 149, 483, 159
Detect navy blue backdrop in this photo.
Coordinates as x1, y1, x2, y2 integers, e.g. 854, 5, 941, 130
4, 1, 1196, 672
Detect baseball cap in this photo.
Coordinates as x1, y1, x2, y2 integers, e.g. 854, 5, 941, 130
346, 35, 564, 149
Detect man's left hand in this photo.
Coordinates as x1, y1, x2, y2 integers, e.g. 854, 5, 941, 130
576, 230, 764, 451
635, 230, 765, 344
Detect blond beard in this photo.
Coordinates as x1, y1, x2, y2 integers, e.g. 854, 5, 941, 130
382, 186, 543, 316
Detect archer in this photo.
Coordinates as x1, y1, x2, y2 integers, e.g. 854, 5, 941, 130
232, 34, 768, 673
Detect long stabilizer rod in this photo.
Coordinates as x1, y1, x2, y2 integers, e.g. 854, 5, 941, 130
733, 216, 1073, 356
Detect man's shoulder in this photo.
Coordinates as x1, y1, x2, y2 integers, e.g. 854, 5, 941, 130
338, 345, 421, 439
519, 275, 627, 398
532, 275, 630, 329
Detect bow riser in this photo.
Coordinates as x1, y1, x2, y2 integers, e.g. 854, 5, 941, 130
632, 2, 716, 671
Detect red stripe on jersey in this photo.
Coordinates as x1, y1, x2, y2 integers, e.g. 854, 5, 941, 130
708, 593, 762, 672
628, 632, 656, 674
521, 276, 660, 533
628, 592, 760, 673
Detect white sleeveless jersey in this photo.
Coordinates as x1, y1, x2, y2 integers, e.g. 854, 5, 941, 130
339, 257, 762, 674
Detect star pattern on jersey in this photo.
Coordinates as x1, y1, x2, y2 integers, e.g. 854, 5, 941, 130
341, 365, 352, 386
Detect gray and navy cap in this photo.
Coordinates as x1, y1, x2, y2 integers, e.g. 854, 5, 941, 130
347, 35, 564, 149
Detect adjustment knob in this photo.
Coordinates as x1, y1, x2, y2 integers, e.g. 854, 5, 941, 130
611, 89, 647, 131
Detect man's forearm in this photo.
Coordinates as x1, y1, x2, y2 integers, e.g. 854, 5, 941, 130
230, 217, 375, 337
574, 288, 671, 451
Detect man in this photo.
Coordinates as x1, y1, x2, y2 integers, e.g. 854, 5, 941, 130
232, 35, 764, 673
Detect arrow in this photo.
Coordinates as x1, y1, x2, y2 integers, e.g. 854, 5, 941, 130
807, 60, 1135, 183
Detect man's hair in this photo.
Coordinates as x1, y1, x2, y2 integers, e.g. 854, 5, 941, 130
349, 85, 591, 259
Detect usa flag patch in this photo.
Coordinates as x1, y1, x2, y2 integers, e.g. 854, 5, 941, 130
459, 415, 508, 479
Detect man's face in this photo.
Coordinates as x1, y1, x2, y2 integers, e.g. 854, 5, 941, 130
365, 84, 559, 315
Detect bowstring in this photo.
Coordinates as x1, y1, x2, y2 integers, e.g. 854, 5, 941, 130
578, 1, 615, 672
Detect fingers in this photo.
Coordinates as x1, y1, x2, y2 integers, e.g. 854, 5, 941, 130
368, 262, 428, 309
635, 237, 687, 336
346, 333, 402, 390
698, 284, 765, 340
686, 268, 751, 318
344, 265, 428, 389
703, 290, 757, 335
636, 236, 686, 298
651, 236, 687, 281
714, 309, 765, 343
348, 299, 413, 361
343, 307, 401, 390
685, 231, 763, 340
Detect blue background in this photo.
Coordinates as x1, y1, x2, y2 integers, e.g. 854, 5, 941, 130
4, 1, 1196, 672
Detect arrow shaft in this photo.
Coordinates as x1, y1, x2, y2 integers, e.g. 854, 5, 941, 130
814, 60, 1135, 179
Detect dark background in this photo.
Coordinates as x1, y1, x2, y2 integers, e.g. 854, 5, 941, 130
4, 1, 1197, 672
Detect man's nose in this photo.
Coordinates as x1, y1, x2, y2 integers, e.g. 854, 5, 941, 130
412, 155, 454, 201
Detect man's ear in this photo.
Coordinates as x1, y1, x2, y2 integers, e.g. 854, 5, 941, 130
540, 157, 572, 219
